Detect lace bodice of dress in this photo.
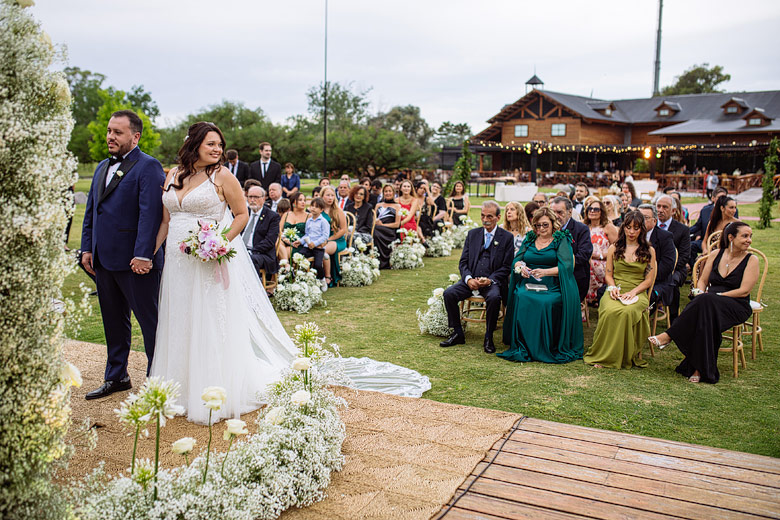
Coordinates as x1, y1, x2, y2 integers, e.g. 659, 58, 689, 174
163, 173, 227, 245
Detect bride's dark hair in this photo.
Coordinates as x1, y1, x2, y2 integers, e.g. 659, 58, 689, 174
614, 210, 652, 263
166, 121, 226, 192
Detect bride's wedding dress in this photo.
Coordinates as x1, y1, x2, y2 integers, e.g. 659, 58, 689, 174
151, 173, 429, 424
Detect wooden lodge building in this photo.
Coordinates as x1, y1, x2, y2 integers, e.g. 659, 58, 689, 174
446, 76, 780, 190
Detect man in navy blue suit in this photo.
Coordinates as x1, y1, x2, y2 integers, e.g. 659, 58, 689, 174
638, 205, 677, 311
550, 197, 593, 302
81, 110, 166, 400
242, 185, 280, 285
441, 201, 515, 353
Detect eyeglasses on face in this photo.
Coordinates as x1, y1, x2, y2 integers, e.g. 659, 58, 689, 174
587, 207, 601, 212
247, 195, 263, 200
533, 222, 551, 229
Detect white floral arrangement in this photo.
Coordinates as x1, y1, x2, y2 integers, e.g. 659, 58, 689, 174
424, 230, 455, 258
450, 215, 477, 249
72, 323, 346, 520
339, 248, 380, 287
417, 274, 460, 337
390, 229, 426, 269
273, 253, 325, 313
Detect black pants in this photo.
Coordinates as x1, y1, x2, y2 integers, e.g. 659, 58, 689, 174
298, 246, 325, 279
443, 280, 502, 339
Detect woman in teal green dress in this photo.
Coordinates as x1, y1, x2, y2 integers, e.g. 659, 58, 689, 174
499, 207, 584, 363
584, 211, 657, 368
279, 192, 309, 261
320, 186, 348, 286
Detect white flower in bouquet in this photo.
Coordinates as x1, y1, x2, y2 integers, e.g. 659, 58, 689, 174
417, 281, 454, 337
433, 287, 445, 298
279, 259, 289, 266
372, 268, 380, 277
459, 214, 467, 222
370, 258, 379, 268
264, 406, 286, 425
342, 263, 352, 272
223, 419, 249, 440
449, 273, 460, 283
201, 386, 227, 411
291, 357, 312, 371
291, 389, 311, 407
172, 437, 196, 455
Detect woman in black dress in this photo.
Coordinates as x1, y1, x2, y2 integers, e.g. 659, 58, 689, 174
372, 184, 401, 269
448, 180, 470, 225
345, 185, 374, 245
649, 222, 758, 383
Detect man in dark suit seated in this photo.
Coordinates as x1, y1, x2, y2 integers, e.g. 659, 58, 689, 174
441, 201, 514, 353
247, 141, 282, 193
638, 204, 676, 312
242, 186, 280, 292
655, 195, 690, 322
224, 149, 249, 182
550, 197, 593, 302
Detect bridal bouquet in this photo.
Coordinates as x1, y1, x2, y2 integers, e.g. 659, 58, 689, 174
179, 219, 236, 288
390, 229, 425, 270
274, 253, 325, 313
417, 274, 459, 337
424, 230, 455, 258
340, 248, 380, 287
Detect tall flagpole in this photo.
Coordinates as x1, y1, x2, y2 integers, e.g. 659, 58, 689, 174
652, 0, 663, 96
323, 0, 328, 177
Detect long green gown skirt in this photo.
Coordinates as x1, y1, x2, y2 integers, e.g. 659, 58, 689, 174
283, 221, 307, 256
323, 212, 346, 286
499, 236, 583, 364
584, 258, 650, 368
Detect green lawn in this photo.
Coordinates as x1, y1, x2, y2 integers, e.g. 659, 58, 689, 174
64, 196, 780, 457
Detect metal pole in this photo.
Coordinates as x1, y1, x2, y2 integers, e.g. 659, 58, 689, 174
652, 0, 663, 96
323, 0, 328, 178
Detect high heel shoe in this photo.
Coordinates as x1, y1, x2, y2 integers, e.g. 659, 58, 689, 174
648, 336, 670, 350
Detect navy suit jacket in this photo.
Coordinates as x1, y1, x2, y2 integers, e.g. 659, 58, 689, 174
81, 146, 166, 271
459, 226, 514, 295
666, 219, 690, 286
226, 160, 250, 184
246, 206, 280, 256
563, 219, 593, 295
649, 226, 676, 302
247, 159, 282, 192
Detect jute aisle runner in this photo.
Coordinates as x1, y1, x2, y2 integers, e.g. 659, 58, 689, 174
63, 341, 521, 519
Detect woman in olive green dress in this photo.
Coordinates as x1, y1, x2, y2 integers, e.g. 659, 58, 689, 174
584, 210, 657, 368
499, 207, 583, 363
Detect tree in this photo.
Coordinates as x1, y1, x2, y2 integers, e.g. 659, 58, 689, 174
445, 140, 474, 193
64, 67, 106, 161
757, 137, 778, 229
370, 105, 433, 149
86, 89, 161, 162
433, 121, 472, 149
660, 63, 731, 96
327, 126, 427, 177
1, 2, 79, 518
306, 81, 372, 131
126, 84, 160, 121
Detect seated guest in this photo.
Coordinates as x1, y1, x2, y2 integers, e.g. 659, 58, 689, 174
265, 182, 283, 212
441, 202, 514, 353
649, 222, 758, 383
242, 178, 262, 198
242, 186, 280, 285
372, 184, 401, 269
318, 177, 331, 188
602, 194, 623, 227
448, 181, 470, 224
584, 211, 657, 368
532, 192, 548, 207
311, 186, 322, 198
345, 185, 374, 244
498, 207, 583, 363
523, 201, 539, 224
415, 181, 436, 239
292, 197, 330, 292
572, 182, 589, 217
398, 180, 421, 236
429, 181, 448, 228
690, 187, 728, 257
340, 173, 351, 184
585, 199, 618, 303
503, 201, 531, 253
622, 181, 642, 208
280, 162, 300, 198
550, 196, 593, 302
370, 179, 383, 205
656, 195, 691, 322
320, 186, 348, 287
702, 196, 738, 254
670, 191, 688, 225
638, 204, 677, 312
276, 198, 290, 218
359, 177, 376, 207
224, 149, 249, 180
279, 192, 309, 262
336, 180, 351, 210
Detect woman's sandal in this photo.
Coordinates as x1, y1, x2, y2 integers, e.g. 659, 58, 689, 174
688, 375, 701, 383
647, 336, 670, 350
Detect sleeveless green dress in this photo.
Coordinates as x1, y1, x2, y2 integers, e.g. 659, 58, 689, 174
584, 258, 650, 368
283, 220, 307, 256
323, 212, 346, 286
499, 230, 583, 363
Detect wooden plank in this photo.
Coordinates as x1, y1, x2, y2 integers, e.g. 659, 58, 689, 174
518, 418, 780, 476
494, 441, 779, 503
459, 478, 683, 520
444, 493, 588, 520
465, 462, 757, 520
506, 429, 620, 458
473, 452, 780, 519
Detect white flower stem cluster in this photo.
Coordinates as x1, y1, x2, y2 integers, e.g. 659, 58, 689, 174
450, 216, 477, 248
417, 274, 460, 337
424, 229, 455, 258
274, 253, 325, 313
0, 2, 82, 517
390, 231, 426, 270
339, 247, 380, 287
72, 325, 347, 520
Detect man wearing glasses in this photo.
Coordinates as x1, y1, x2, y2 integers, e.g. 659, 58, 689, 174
242, 186, 280, 292
549, 197, 593, 302
441, 201, 514, 353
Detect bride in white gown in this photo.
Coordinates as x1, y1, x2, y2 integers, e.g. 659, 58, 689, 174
149, 122, 429, 424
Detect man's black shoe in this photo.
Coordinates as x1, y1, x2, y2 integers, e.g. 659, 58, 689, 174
483, 337, 496, 353
85, 376, 131, 400
440, 333, 465, 347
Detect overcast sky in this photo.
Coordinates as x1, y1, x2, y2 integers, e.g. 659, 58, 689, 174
32, 0, 780, 134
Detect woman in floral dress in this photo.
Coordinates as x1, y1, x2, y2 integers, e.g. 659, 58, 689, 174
585, 199, 618, 304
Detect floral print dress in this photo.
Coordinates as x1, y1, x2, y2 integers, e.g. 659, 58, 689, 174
587, 226, 610, 303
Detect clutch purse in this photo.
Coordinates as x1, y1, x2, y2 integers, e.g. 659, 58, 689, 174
526, 283, 548, 292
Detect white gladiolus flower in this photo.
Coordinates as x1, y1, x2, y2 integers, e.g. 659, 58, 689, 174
264, 406, 286, 425
61, 361, 82, 388
433, 288, 445, 298
291, 390, 311, 407
172, 437, 196, 455
201, 386, 227, 410
291, 357, 312, 371
224, 419, 248, 439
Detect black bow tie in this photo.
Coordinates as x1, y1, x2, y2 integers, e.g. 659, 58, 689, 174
108, 156, 122, 166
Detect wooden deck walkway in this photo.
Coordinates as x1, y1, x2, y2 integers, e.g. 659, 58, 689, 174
437, 417, 780, 520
